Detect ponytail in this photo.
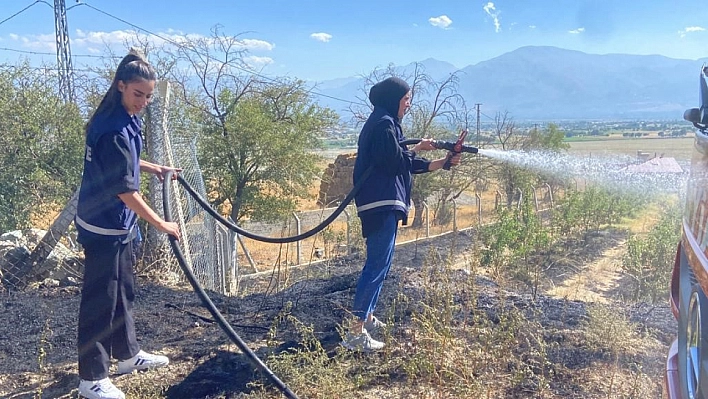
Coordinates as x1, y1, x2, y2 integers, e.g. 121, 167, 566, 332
85, 48, 156, 135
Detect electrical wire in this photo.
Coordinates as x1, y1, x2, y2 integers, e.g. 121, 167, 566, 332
0, 1, 367, 107
0, 46, 114, 58
0, 1, 50, 27
77, 1, 358, 106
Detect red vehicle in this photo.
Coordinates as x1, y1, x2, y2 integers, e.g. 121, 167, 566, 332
667, 65, 708, 399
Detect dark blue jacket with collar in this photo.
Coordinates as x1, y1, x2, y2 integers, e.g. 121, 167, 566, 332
353, 106, 431, 233
76, 107, 142, 244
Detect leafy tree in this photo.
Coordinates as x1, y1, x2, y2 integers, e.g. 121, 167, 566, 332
0, 61, 84, 232
198, 83, 336, 222
153, 27, 338, 223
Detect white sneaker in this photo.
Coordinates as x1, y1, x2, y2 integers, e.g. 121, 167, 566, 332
363, 315, 387, 334
341, 330, 385, 352
116, 350, 169, 374
78, 377, 125, 399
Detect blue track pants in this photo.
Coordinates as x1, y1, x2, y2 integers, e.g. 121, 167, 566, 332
352, 212, 398, 321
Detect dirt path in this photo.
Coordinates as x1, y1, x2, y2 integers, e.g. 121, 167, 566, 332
546, 204, 663, 304
546, 243, 625, 303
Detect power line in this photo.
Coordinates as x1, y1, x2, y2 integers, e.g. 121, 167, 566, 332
0, 1, 51, 27
480, 111, 496, 121
0, 46, 114, 58
0, 62, 110, 74
77, 2, 358, 106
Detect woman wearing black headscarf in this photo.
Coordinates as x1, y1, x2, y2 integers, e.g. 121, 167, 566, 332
343, 77, 461, 351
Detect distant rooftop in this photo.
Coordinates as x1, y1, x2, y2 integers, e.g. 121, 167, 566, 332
623, 156, 683, 173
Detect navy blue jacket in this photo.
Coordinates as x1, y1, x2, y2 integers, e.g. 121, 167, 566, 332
353, 106, 431, 233
76, 108, 142, 243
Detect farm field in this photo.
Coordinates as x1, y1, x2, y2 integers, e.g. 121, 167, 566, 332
566, 135, 695, 160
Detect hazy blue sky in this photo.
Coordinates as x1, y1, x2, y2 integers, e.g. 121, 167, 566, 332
0, 1, 706, 81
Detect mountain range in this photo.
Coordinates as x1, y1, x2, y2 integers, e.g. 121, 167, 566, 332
312, 46, 708, 121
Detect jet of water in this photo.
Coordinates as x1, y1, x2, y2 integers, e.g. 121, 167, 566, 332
477, 148, 688, 195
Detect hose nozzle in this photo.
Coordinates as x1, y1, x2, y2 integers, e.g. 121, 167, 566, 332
431, 140, 478, 154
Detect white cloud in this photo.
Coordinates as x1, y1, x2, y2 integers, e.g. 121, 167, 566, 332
310, 32, 333, 42
429, 15, 453, 29
73, 29, 143, 47
0, 29, 277, 76
529, 25, 537, 29
244, 55, 274, 69
483, 2, 501, 33
1, 29, 275, 57
4, 32, 55, 52
679, 26, 706, 38
569, 27, 585, 34
240, 38, 275, 51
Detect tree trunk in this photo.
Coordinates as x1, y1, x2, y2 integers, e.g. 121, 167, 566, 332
411, 196, 425, 228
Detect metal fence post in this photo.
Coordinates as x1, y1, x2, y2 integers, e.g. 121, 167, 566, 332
476, 193, 482, 225
293, 212, 301, 265
452, 199, 458, 232
516, 188, 523, 210
532, 187, 539, 212
230, 229, 238, 292
344, 207, 351, 255
545, 183, 554, 207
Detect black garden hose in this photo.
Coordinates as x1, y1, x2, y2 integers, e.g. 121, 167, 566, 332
163, 170, 300, 399
170, 138, 477, 243
174, 166, 371, 243
159, 137, 477, 397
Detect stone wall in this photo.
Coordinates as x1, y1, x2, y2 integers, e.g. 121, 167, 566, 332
318, 153, 356, 206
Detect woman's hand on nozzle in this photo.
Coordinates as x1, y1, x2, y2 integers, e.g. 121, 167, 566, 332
448, 153, 462, 167
412, 138, 436, 152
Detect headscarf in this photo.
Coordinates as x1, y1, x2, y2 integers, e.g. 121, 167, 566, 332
368, 77, 410, 119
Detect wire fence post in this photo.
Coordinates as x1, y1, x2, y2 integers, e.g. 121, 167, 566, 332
293, 212, 301, 265
344, 207, 351, 255
476, 193, 482, 225
532, 186, 539, 213
230, 228, 238, 293
516, 188, 523, 210
452, 199, 458, 232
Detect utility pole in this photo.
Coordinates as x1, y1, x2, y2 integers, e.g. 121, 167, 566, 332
54, 0, 74, 103
475, 103, 482, 148
18, 0, 80, 286
475, 103, 482, 171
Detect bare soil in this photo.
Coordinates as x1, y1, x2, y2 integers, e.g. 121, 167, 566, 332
0, 226, 675, 398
